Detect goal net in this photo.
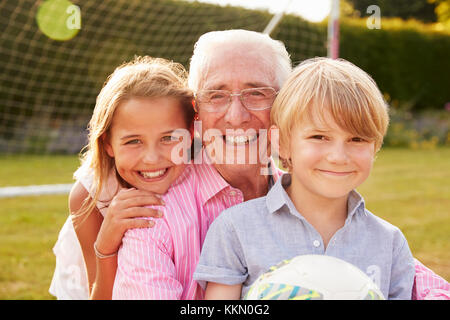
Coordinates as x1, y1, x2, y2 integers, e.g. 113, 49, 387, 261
0, 0, 329, 194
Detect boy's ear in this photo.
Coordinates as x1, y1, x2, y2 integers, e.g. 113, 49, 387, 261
189, 120, 195, 142
102, 133, 114, 158
269, 125, 289, 159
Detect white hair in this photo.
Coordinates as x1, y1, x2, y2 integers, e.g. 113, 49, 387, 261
188, 29, 292, 92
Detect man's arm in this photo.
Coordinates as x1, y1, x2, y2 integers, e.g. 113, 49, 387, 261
413, 259, 450, 300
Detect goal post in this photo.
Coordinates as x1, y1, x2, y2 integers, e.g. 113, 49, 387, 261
328, 0, 340, 59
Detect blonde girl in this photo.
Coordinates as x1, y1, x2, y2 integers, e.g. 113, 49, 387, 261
50, 56, 194, 299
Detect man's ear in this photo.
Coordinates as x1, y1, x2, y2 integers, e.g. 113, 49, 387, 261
102, 133, 114, 158
192, 100, 198, 113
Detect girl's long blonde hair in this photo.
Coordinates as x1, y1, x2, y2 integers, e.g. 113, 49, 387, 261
74, 56, 194, 227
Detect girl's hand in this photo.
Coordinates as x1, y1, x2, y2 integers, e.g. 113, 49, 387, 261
94, 188, 164, 256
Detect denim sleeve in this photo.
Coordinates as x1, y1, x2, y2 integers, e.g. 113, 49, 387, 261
389, 230, 416, 299
193, 211, 247, 289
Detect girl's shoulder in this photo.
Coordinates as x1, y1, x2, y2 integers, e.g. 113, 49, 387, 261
73, 161, 120, 216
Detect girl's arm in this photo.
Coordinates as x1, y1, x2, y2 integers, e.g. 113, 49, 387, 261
205, 282, 242, 300
69, 182, 164, 299
69, 181, 105, 297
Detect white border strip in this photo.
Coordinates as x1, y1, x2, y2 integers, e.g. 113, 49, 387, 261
0, 184, 74, 198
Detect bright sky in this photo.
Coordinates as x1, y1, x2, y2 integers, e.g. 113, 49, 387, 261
186, 0, 332, 22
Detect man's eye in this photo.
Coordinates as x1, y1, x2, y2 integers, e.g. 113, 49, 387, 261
210, 93, 227, 100
248, 90, 264, 96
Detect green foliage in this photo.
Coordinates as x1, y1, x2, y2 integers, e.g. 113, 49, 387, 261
384, 108, 450, 149
430, 0, 450, 28
339, 18, 450, 111
347, 0, 437, 22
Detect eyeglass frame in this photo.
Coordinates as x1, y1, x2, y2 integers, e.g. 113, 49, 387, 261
194, 86, 279, 113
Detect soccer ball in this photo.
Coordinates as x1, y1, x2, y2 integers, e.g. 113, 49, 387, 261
244, 255, 384, 300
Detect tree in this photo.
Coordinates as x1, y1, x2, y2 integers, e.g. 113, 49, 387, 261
346, 0, 437, 22
429, 0, 450, 27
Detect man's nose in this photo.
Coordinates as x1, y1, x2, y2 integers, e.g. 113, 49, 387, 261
223, 94, 251, 126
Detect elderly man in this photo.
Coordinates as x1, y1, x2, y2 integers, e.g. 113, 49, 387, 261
188, 29, 291, 200
54, 29, 448, 300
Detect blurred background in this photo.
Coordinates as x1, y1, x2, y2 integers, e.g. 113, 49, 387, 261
0, 0, 449, 299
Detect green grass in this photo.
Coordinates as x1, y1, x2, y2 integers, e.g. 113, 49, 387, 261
0, 154, 79, 299
0, 149, 449, 299
0, 155, 80, 187
0, 195, 69, 299
358, 148, 450, 280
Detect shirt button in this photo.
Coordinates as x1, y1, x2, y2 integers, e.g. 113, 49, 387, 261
313, 240, 321, 247
229, 190, 237, 196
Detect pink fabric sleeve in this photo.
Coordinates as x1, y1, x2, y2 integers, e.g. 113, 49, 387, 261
412, 258, 450, 300
112, 221, 183, 300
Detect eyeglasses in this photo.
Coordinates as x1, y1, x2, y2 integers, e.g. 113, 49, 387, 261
195, 87, 278, 112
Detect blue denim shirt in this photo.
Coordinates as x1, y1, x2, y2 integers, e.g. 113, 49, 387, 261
194, 174, 415, 299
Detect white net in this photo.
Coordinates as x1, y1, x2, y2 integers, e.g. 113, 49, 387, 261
0, 0, 328, 196
0, 0, 327, 156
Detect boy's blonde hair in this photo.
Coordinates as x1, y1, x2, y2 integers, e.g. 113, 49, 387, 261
271, 57, 389, 162
75, 56, 194, 225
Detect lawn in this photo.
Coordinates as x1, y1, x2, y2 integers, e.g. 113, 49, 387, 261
0, 149, 448, 299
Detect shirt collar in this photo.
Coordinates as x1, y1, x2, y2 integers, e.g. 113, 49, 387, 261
266, 173, 366, 219
195, 150, 233, 206
195, 149, 284, 206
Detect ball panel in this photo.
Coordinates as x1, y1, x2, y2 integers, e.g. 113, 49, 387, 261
245, 282, 323, 300
243, 255, 385, 300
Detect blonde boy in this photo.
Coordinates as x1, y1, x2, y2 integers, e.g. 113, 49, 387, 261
193, 57, 415, 299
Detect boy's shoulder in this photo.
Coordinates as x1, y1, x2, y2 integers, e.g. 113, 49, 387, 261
214, 195, 269, 225
359, 206, 406, 240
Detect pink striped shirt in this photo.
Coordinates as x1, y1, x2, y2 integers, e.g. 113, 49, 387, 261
413, 259, 450, 300
112, 156, 283, 300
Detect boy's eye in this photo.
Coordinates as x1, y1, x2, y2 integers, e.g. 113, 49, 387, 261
351, 137, 366, 142
310, 135, 326, 140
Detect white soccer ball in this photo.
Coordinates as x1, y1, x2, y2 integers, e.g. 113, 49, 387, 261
244, 255, 384, 300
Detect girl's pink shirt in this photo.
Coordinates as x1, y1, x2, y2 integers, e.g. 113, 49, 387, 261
112, 156, 284, 300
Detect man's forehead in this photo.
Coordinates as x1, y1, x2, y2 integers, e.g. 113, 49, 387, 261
201, 50, 277, 90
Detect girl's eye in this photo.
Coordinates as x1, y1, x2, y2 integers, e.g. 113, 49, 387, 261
125, 139, 141, 145
161, 135, 181, 143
